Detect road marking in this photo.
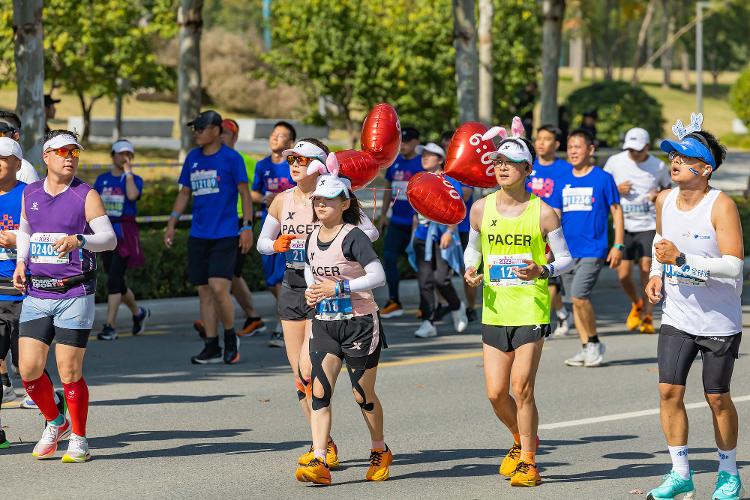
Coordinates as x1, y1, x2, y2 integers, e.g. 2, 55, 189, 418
379, 351, 482, 367
88, 330, 169, 342
539, 395, 750, 430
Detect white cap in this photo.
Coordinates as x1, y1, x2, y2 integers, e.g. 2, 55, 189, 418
489, 138, 533, 165
281, 140, 327, 161
311, 174, 352, 199
111, 139, 135, 154
622, 127, 650, 151
0, 137, 23, 160
417, 142, 445, 158
42, 133, 84, 152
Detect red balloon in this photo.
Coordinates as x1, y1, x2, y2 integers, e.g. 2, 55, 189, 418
335, 150, 380, 190
360, 103, 401, 169
406, 172, 466, 225
444, 122, 497, 188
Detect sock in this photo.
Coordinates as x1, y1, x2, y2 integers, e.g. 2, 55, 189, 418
718, 448, 738, 475
668, 445, 690, 479
224, 327, 236, 337
372, 440, 385, 450
1, 372, 10, 386
63, 378, 89, 437
588, 335, 600, 344
206, 337, 219, 348
313, 448, 327, 463
513, 433, 521, 445
556, 307, 569, 320
50, 413, 65, 426
22, 373, 59, 422
581, 343, 588, 349
520, 450, 536, 465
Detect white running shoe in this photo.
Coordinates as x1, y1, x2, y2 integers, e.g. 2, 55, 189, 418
2, 384, 16, 403
32, 418, 71, 459
564, 347, 587, 367
21, 390, 61, 409
584, 342, 606, 367
414, 321, 437, 338
451, 303, 468, 333
61, 433, 91, 463
552, 310, 574, 337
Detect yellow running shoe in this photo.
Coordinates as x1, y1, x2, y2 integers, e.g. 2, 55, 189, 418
510, 461, 541, 487
626, 301, 643, 331
499, 443, 521, 478
297, 440, 340, 468
640, 315, 654, 334
365, 446, 393, 481
295, 457, 331, 485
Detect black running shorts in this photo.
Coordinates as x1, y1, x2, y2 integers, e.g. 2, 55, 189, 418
482, 323, 550, 353
20, 316, 91, 349
0, 301, 20, 360
310, 313, 384, 369
658, 324, 741, 394
624, 229, 656, 261
187, 236, 238, 285
278, 282, 314, 321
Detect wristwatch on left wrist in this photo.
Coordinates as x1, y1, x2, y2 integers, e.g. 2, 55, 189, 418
76, 234, 85, 248
675, 253, 686, 267
539, 265, 550, 280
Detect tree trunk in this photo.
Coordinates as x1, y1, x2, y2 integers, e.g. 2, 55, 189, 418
453, 0, 479, 123
540, 0, 565, 127
478, 0, 493, 124
603, 0, 615, 80
12, 0, 45, 165
77, 92, 100, 145
631, 0, 656, 84
661, 0, 674, 88
680, 46, 690, 91
570, 32, 585, 83
178, 0, 204, 159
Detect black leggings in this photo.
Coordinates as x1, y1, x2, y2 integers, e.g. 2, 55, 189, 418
0, 301, 20, 372
102, 250, 128, 295
414, 238, 461, 322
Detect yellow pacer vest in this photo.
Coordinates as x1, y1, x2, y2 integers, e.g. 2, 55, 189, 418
480, 192, 550, 326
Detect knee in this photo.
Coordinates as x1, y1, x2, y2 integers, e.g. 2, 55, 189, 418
19, 360, 44, 381
705, 393, 732, 413
312, 379, 331, 410
197, 285, 212, 299
659, 385, 684, 404
512, 380, 535, 404
571, 297, 589, 308
57, 364, 82, 384
486, 385, 510, 405
209, 281, 229, 298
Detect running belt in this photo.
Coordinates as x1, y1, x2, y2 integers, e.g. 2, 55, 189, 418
29, 270, 97, 294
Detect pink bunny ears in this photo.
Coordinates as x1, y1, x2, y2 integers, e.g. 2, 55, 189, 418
481, 116, 525, 142
306, 152, 340, 177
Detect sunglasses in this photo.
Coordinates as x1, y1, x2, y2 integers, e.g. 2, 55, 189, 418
49, 147, 81, 158
287, 155, 315, 167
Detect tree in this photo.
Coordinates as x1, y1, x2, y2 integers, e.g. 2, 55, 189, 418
453, 0, 479, 123
478, 0, 494, 124
540, 0, 564, 127
630, 0, 656, 84
178, 0, 204, 156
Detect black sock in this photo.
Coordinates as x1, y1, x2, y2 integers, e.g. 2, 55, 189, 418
206, 337, 220, 348
588, 335, 599, 344
581, 343, 587, 349
224, 328, 236, 337
0, 373, 9, 386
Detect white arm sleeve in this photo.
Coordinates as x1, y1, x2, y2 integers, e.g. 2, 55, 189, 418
358, 210, 379, 242
463, 228, 482, 269
348, 260, 386, 292
650, 233, 664, 278
16, 216, 30, 263
546, 227, 573, 277
257, 215, 281, 255
685, 254, 744, 279
304, 263, 315, 287
84, 215, 117, 252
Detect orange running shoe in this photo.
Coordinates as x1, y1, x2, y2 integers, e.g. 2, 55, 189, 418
238, 317, 266, 337
499, 443, 521, 477
365, 446, 393, 481
640, 314, 654, 334
298, 439, 339, 468
295, 457, 331, 485
381, 299, 403, 319
626, 301, 643, 331
510, 461, 542, 487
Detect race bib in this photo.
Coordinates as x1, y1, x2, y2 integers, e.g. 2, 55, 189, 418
562, 186, 594, 212
622, 200, 652, 214
487, 253, 533, 287
30, 232, 69, 265
101, 193, 125, 217
285, 238, 306, 269
665, 264, 709, 287
190, 170, 219, 196
316, 294, 354, 320
391, 180, 409, 201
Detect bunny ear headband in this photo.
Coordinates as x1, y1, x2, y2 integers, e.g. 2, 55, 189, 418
309, 153, 353, 199
482, 116, 533, 165
480, 115, 526, 143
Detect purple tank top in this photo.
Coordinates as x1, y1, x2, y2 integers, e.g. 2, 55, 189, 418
24, 178, 96, 298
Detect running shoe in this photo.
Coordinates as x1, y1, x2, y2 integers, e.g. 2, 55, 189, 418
61, 433, 91, 463
414, 320, 437, 338
451, 303, 468, 333
564, 347, 587, 367
295, 457, 331, 485
553, 312, 574, 337
268, 328, 285, 348
466, 307, 478, 323
190, 342, 222, 364
626, 301, 643, 331
380, 299, 404, 318
0, 428, 9, 449
298, 439, 340, 467
32, 418, 71, 459
646, 469, 694, 500
640, 315, 655, 334
584, 342, 606, 367
712, 471, 743, 500
239, 317, 266, 337
223, 333, 240, 365
194, 320, 206, 339
499, 443, 521, 477
366, 445, 393, 481
97, 323, 117, 341
22, 389, 61, 410
510, 461, 541, 487
2, 384, 16, 403
132, 307, 150, 335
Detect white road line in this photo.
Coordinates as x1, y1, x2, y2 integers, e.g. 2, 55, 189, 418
539, 395, 750, 430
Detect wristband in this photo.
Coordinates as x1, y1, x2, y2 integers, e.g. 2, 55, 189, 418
613, 243, 625, 251
170, 211, 180, 220
538, 265, 550, 280
334, 281, 341, 297
342, 280, 351, 295
241, 225, 253, 232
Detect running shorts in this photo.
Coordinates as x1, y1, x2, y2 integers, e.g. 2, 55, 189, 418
278, 281, 314, 321
482, 323, 550, 352
561, 258, 604, 302
187, 236, 238, 285
0, 301, 20, 360
310, 312, 383, 369
19, 295, 94, 348
624, 230, 656, 261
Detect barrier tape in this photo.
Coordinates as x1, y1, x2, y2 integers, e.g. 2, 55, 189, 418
77, 162, 182, 171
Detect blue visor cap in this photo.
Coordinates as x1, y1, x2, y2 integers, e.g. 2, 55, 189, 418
660, 136, 716, 170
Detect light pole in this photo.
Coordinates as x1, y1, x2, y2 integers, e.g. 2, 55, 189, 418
695, 1, 710, 114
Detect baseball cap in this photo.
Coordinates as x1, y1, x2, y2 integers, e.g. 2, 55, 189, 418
44, 95, 61, 107
111, 139, 135, 154
311, 174, 352, 199
43, 133, 84, 152
622, 127, 650, 151
221, 119, 239, 134
489, 138, 533, 165
187, 110, 223, 129
418, 142, 445, 158
0, 137, 22, 159
659, 135, 717, 170
281, 140, 327, 161
0, 121, 18, 136
402, 127, 420, 142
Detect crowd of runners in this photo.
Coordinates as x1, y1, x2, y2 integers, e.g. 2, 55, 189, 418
0, 104, 744, 499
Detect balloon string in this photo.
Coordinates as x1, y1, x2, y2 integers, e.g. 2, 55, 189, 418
362, 187, 399, 221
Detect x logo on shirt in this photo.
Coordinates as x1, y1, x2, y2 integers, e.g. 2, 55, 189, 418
490, 219, 497, 227
286, 212, 295, 220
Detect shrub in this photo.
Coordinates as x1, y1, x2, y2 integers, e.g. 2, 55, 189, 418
730, 65, 750, 125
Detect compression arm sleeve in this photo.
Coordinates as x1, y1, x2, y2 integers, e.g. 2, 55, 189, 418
304, 264, 315, 287
545, 227, 573, 277
463, 228, 482, 269
358, 210, 379, 242
257, 215, 281, 255
84, 215, 117, 252
348, 260, 386, 292
650, 233, 664, 278
686, 254, 744, 279
16, 216, 30, 263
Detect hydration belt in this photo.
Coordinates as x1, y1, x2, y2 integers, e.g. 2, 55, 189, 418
30, 270, 96, 293
0, 277, 22, 296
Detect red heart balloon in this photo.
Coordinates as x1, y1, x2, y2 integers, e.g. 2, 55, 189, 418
360, 103, 401, 169
407, 172, 466, 225
335, 150, 380, 190
444, 122, 497, 188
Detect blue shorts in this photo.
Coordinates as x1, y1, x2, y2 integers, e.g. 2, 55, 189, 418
262, 253, 286, 287
20, 294, 96, 330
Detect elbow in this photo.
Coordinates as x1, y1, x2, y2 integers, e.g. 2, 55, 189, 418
105, 232, 117, 251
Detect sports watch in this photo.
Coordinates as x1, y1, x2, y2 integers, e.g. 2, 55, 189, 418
76, 234, 85, 248
675, 253, 686, 267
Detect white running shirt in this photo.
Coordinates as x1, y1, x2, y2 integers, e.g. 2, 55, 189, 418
18, 158, 40, 185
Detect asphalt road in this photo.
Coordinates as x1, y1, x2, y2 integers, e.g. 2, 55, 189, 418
2, 273, 749, 499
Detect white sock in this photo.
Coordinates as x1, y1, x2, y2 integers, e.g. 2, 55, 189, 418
718, 448, 738, 475
556, 307, 569, 320
668, 445, 690, 479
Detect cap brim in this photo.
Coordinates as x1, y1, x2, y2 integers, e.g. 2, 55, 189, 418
659, 139, 684, 155
623, 140, 648, 151
281, 148, 296, 158
488, 151, 527, 163
311, 189, 349, 199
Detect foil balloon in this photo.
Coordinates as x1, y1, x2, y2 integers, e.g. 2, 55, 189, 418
334, 149, 380, 190
406, 172, 466, 225
360, 103, 401, 168
444, 122, 497, 188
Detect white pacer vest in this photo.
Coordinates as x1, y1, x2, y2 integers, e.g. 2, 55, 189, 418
661, 188, 742, 336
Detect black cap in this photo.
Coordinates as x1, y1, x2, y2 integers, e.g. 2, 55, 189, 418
44, 94, 60, 107
401, 127, 420, 142
187, 110, 223, 129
